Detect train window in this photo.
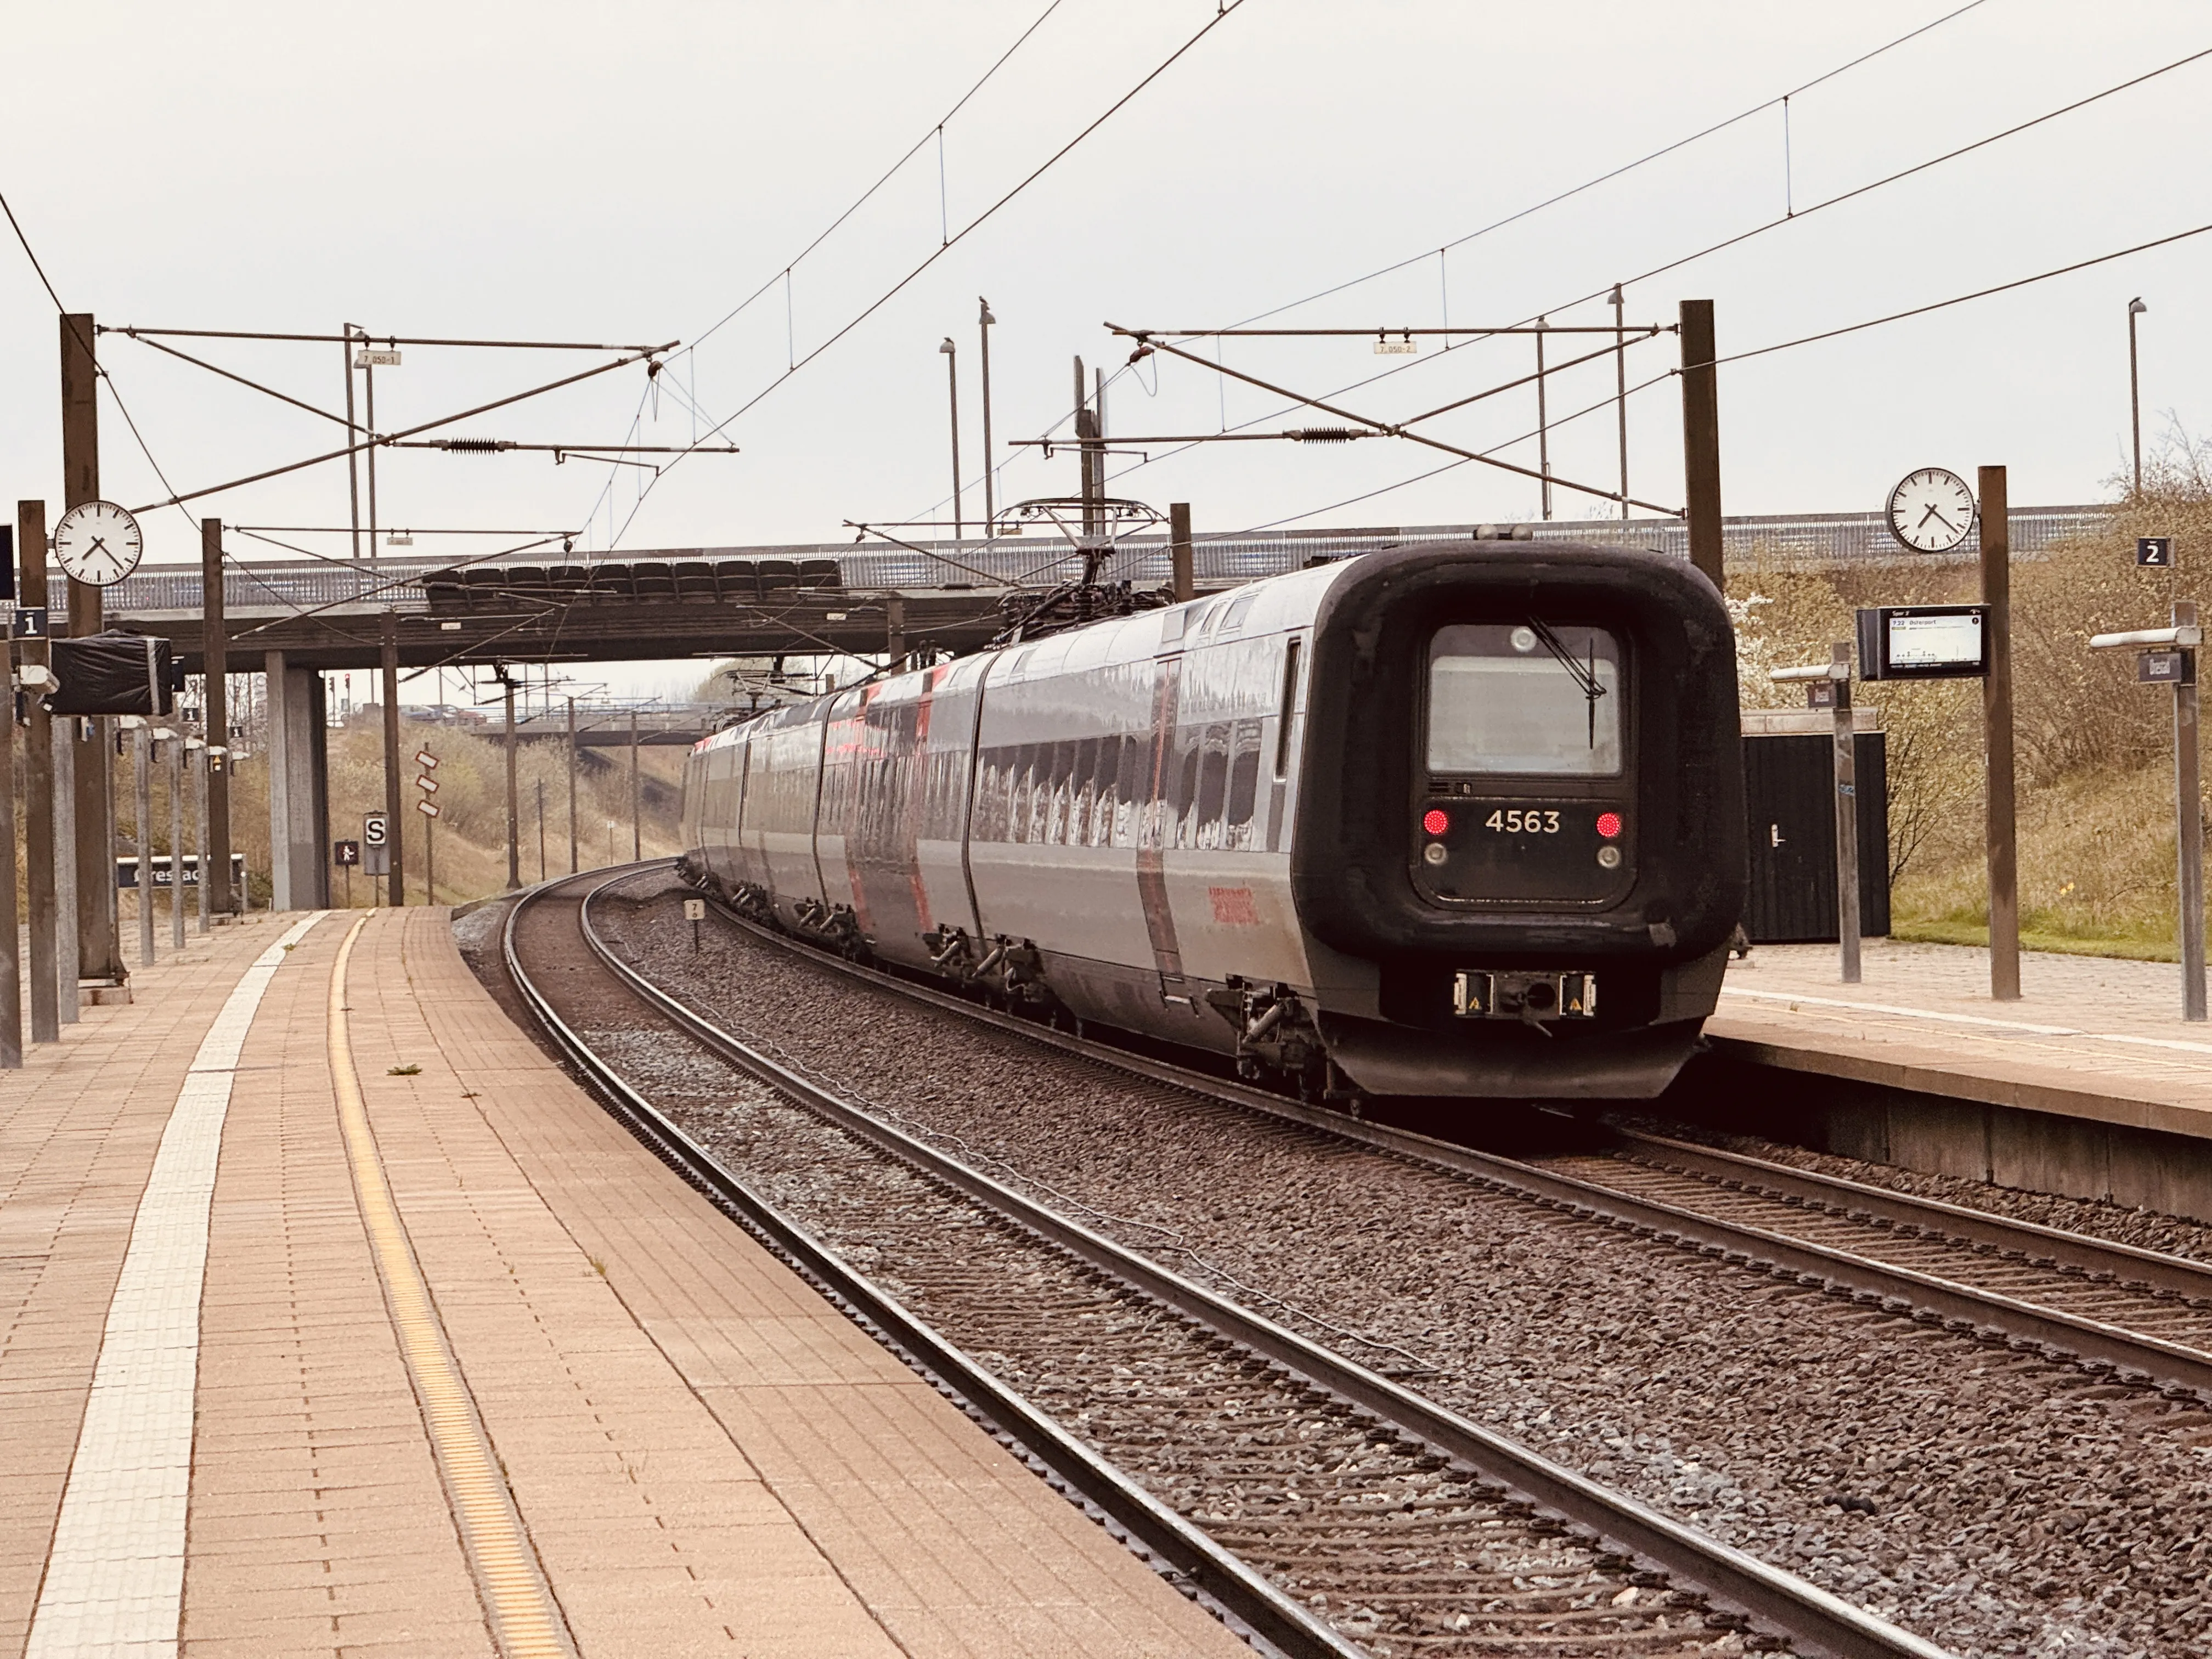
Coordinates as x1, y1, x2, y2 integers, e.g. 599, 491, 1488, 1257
1273, 637, 1302, 778
1427, 623, 1622, 776
1114, 733, 1148, 847
1224, 718, 1264, 844
1220, 593, 1257, 633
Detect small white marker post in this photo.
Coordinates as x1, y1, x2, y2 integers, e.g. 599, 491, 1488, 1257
1771, 647, 1861, 983
155, 726, 182, 951
2090, 604, 2205, 1020
684, 895, 706, 953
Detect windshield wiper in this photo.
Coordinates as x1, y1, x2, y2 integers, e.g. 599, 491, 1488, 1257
1527, 618, 1606, 749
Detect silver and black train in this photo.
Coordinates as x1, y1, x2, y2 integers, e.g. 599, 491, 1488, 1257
679, 539, 1745, 1101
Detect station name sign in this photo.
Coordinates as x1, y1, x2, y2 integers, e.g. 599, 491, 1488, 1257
1855, 604, 1992, 681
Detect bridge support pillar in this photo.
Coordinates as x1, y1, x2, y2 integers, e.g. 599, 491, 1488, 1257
264, 653, 330, 910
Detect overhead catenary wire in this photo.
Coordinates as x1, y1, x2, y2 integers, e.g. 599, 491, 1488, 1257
608, 0, 1255, 550
1222, 0, 1995, 330
1716, 217, 2212, 369
2, 188, 206, 533
1198, 206, 2212, 540
1082, 35, 2212, 518
685, 0, 1071, 358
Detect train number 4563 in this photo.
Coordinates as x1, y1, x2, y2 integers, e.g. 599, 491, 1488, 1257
1484, 809, 1560, 834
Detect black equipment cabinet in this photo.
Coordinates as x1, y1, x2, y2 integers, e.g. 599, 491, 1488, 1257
1741, 731, 1889, 943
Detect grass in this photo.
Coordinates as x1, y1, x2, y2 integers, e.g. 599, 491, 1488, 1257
1888, 915, 2189, 962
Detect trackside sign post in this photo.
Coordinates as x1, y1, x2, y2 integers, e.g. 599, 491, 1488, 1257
2090, 602, 2205, 1020
363, 811, 390, 885
1772, 645, 1861, 985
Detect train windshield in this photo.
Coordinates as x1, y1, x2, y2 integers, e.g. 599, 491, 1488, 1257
1426, 623, 1622, 775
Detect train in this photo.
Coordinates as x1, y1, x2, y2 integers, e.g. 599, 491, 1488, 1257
678, 538, 1746, 1102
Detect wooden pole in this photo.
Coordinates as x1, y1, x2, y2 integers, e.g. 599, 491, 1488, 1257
381, 609, 404, 905
201, 519, 231, 917
60, 312, 119, 986
169, 729, 184, 950
630, 708, 641, 861
1980, 464, 2020, 1000
134, 723, 154, 966
0, 527, 18, 1068
194, 744, 210, 933
19, 503, 56, 1043
52, 716, 77, 1023
566, 696, 578, 873
1678, 299, 1723, 588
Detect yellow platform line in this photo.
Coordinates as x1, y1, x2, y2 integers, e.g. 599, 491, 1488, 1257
328, 915, 579, 1659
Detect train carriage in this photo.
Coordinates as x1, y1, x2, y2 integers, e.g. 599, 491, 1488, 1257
682, 539, 1744, 1102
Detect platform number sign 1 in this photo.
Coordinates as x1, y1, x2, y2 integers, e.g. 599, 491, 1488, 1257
2139, 536, 2175, 568
683, 896, 706, 953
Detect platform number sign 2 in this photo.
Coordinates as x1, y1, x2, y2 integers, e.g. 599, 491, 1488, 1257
2139, 537, 2175, 568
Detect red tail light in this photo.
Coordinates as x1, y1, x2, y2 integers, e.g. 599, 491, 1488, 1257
1596, 811, 1623, 839
1422, 809, 1449, 836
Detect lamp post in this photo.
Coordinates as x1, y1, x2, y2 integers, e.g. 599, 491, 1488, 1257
2130, 297, 2149, 498
939, 336, 962, 541
978, 298, 997, 534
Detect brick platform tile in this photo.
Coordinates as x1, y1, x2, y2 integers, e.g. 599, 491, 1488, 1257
389, 906, 1249, 1659
0, 915, 328, 1659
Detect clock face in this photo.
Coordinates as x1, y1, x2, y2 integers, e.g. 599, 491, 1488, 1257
1886, 468, 1977, 554
52, 501, 144, 586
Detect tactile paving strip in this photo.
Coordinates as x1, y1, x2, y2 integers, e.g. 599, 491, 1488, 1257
24, 915, 326, 1659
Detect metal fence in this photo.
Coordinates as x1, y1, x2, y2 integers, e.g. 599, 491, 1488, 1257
95, 504, 2116, 618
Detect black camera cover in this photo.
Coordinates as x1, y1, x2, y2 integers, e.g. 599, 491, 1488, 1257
49, 632, 174, 716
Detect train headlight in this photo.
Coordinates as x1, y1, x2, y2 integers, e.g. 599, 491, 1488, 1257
1596, 845, 1623, 869
1423, 843, 1448, 866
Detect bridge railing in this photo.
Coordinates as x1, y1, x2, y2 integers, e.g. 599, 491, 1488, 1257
93, 505, 2115, 617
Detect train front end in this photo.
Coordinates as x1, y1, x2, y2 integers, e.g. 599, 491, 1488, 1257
1290, 540, 1744, 1098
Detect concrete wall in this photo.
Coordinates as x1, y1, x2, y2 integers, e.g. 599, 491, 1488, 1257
1670, 1053, 2212, 1224
264, 656, 330, 911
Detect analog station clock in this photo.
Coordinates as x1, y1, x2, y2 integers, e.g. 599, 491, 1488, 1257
1885, 468, 1977, 554
51, 500, 145, 586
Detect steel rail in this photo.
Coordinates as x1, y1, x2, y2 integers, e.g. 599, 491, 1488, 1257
676, 883, 2212, 1409
500, 874, 1355, 1659
1611, 1128, 2212, 1305
577, 873, 1953, 1659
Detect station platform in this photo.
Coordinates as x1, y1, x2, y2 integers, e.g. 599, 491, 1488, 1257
1, 907, 1247, 1659
1700, 939, 2212, 1218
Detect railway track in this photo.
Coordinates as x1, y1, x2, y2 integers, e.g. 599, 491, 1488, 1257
500, 868, 1949, 1659
650, 871, 2212, 1412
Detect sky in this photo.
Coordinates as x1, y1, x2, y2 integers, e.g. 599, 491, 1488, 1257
1, 0, 2205, 701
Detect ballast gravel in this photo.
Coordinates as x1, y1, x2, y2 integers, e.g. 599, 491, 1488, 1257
563, 875, 2212, 1659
